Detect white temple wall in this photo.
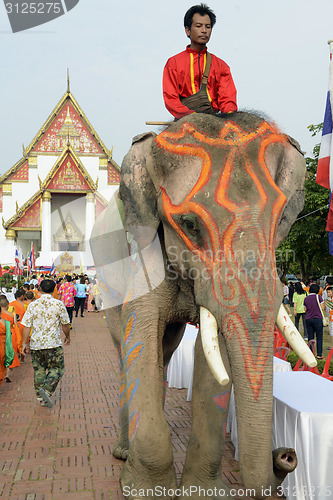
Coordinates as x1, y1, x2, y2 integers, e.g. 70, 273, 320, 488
36, 155, 59, 182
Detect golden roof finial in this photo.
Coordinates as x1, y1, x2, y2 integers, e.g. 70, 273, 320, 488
109, 146, 113, 160
2, 217, 5, 229
38, 175, 42, 189
95, 176, 99, 190
67, 68, 70, 93
16, 201, 19, 212
22, 143, 26, 156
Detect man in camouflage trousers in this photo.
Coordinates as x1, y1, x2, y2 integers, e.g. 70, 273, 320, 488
21, 279, 70, 408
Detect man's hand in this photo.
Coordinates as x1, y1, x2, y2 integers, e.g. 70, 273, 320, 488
62, 324, 70, 345
21, 344, 29, 356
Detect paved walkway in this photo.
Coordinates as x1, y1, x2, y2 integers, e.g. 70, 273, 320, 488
0, 312, 281, 500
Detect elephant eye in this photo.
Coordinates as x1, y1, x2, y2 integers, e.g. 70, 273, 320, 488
177, 214, 202, 244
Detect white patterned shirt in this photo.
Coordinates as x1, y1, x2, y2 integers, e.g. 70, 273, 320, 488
21, 294, 70, 350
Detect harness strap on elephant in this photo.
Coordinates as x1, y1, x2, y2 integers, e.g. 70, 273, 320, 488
180, 52, 217, 115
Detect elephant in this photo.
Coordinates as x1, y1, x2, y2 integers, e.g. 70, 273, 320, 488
90, 112, 312, 499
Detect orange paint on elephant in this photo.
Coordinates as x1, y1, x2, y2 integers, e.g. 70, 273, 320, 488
155, 119, 288, 399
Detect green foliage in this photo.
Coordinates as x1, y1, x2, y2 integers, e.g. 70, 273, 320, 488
277, 123, 333, 279
287, 350, 333, 375
0, 273, 25, 291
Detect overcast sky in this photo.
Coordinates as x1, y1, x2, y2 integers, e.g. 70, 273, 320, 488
1, 0, 333, 175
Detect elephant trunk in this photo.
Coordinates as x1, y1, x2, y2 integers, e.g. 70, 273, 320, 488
223, 312, 296, 498
273, 447, 297, 481
199, 304, 303, 497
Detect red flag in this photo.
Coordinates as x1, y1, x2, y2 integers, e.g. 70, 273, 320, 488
0, 264, 3, 278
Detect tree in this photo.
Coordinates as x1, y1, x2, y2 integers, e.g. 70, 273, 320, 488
276, 124, 332, 280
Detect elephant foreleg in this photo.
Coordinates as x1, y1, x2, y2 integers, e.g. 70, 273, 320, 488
119, 300, 177, 499
180, 333, 232, 499
106, 308, 130, 460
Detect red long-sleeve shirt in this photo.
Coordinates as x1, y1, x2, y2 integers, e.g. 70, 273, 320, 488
163, 46, 237, 119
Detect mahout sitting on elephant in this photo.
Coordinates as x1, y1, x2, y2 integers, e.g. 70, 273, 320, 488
90, 111, 314, 499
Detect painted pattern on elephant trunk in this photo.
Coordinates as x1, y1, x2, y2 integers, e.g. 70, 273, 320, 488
155, 120, 287, 400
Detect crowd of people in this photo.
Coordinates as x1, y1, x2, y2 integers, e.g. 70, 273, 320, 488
282, 277, 333, 359
0, 273, 102, 392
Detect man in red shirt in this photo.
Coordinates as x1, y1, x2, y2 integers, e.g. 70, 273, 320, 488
163, 4, 237, 119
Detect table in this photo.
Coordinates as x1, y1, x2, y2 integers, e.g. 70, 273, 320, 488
226, 357, 292, 460
167, 324, 198, 391
272, 371, 333, 499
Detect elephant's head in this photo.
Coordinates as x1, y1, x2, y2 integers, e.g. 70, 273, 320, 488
93, 112, 308, 498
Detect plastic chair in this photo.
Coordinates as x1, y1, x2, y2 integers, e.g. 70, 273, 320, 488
293, 358, 307, 371
273, 346, 291, 361
320, 348, 333, 381
273, 326, 290, 350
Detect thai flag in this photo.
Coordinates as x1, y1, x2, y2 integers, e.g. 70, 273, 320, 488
15, 248, 20, 275
317, 41, 333, 254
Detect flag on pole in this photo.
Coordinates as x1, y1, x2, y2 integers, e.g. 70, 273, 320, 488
316, 39, 333, 254
15, 248, 20, 275
28, 252, 31, 275
31, 242, 36, 270
50, 260, 55, 276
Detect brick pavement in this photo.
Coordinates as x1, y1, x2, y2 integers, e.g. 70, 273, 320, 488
0, 312, 282, 500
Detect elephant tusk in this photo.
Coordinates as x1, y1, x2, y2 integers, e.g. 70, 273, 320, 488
200, 306, 230, 385
276, 305, 317, 368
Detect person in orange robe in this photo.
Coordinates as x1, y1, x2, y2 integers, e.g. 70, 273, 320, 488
0, 295, 7, 386
0, 296, 20, 382
9, 289, 26, 356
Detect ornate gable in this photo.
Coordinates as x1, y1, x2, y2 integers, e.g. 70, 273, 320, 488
107, 161, 121, 185
7, 160, 29, 182
33, 100, 104, 155
0, 87, 121, 195
8, 196, 41, 230
43, 147, 96, 193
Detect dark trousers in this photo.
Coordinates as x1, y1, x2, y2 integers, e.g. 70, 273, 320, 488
75, 297, 85, 316
305, 318, 323, 357
295, 313, 307, 338
66, 306, 74, 323
30, 346, 65, 398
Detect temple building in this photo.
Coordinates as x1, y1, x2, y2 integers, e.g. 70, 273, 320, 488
0, 79, 120, 269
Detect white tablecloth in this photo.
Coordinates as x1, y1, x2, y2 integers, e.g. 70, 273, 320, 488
272, 371, 333, 500
227, 356, 292, 460
167, 324, 198, 390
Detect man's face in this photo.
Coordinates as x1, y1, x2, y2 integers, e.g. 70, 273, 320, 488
185, 13, 212, 48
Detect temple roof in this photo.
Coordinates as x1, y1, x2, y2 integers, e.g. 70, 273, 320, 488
3, 146, 109, 230
41, 145, 97, 193
0, 88, 120, 186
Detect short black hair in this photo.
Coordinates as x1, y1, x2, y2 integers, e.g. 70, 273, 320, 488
184, 3, 216, 29
40, 279, 56, 294
15, 288, 26, 299
309, 283, 320, 295
66, 275, 72, 282
26, 291, 35, 300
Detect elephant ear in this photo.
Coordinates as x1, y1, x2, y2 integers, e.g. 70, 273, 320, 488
274, 135, 306, 247
119, 131, 161, 249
